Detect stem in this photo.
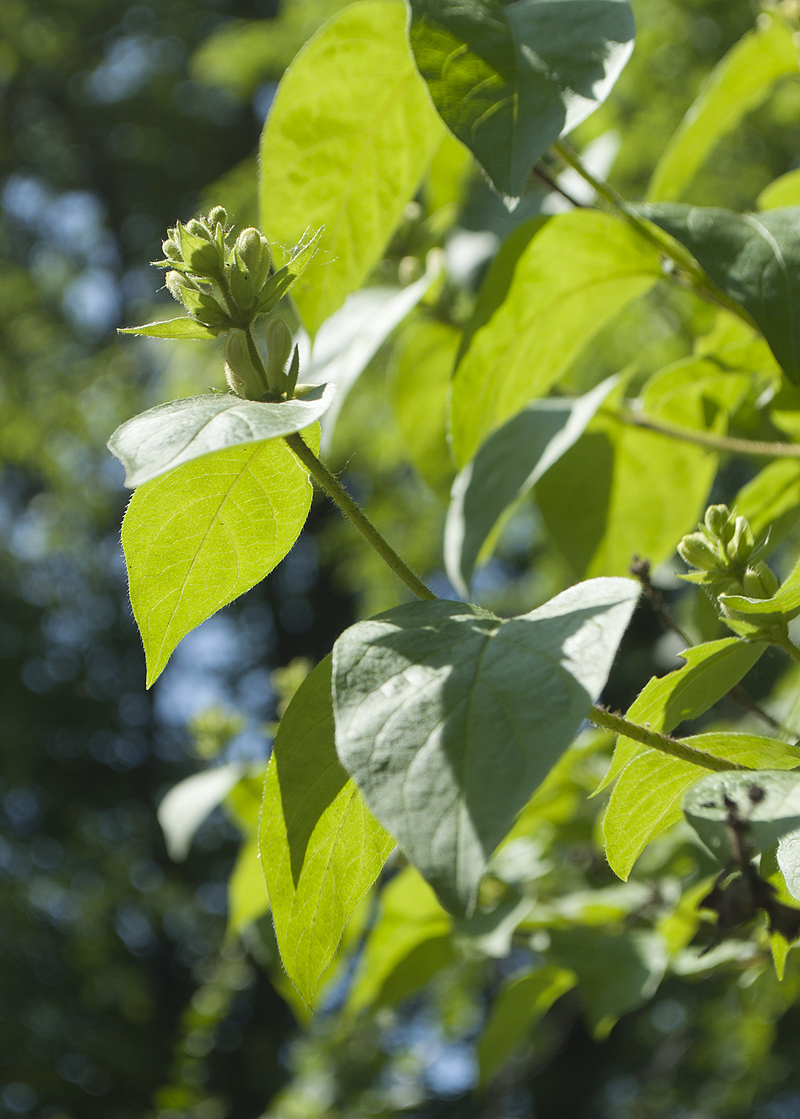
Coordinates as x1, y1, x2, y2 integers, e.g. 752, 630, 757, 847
531, 163, 586, 209
617, 409, 800, 459
283, 432, 436, 602
774, 636, 800, 668
588, 705, 748, 772
552, 140, 756, 327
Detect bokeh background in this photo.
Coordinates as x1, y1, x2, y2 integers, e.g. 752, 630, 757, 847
3, 0, 800, 1116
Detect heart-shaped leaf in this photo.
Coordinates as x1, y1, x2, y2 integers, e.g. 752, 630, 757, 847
123, 428, 319, 686
640, 204, 800, 384
408, 0, 635, 201
109, 383, 334, 488
445, 375, 617, 597
333, 577, 639, 916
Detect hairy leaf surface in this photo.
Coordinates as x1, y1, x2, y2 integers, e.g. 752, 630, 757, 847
259, 0, 443, 335
124, 428, 319, 687
109, 384, 334, 487
260, 658, 394, 1005
684, 768, 800, 861
333, 579, 639, 915
119, 317, 220, 340
408, 0, 635, 200
640, 204, 800, 383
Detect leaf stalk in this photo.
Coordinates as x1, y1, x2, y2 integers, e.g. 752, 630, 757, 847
588, 705, 749, 772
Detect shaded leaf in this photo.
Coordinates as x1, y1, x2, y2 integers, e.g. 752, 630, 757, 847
605, 734, 800, 880
260, 658, 395, 1006
408, 0, 635, 200
640, 204, 800, 384
119, 317, 220, 340
123, 427, 319, 687
259, 0, 444, 335
684, 768, 800, 861
333, 578, 639, 915
256, 228, 324, 315
450, 211, 662, 465
109, 384, 334, 488
445, 375, 617, 597
477, 966, 576, 1088
735, 459, 800, 553
648, 14, 798, 203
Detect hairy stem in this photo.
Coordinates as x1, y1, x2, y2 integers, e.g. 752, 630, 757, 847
552, 140, 756, 327
588, 705, 748, 772
283, 432, 436, 602
616, 409, 800, 458
774, 636, 800, 668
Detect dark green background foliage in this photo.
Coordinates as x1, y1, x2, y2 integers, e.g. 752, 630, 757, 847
6, 0, 800, 1117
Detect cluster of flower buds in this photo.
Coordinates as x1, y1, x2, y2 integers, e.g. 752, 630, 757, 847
679, 505, 776, 597
159, 207, 277, 333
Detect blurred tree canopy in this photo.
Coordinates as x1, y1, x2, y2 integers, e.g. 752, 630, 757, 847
7, 1, 800, 1118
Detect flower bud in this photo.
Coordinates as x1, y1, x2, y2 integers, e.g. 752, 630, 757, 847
224, 329, 265, 400
235, 228, 267, 274
678, 532, 721, 573
207, 206, 228, 228
162, 238, 181, 261
185, 218, 209, 238
265, 318, 294, 394
165, 270, 186, 303
728, 516, 755, 564
742, 561, 779, 600
704, 504, 731, 541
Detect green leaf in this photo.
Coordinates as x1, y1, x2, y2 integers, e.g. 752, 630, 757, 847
761, 845, 797, 977
647, 14, 798, 203
259, 0, 444, 336
639, 204, 800, 384
450, 211, 662, 465
109, 384, 335, 488
390, 318, 459, 498
333, 578, 639, 915
759, 168, 800, 212
778, 828, 800, 903
157, 763, 245, 861
547, 928, 666, 1039
228, 830, 270, 937
408, 0, 635, 201
445, 375, 617, 597
606, 736, 800, 880
684, 769, 800, 861
477, 965, 576, 1089
537, 360, 750, 579
734, 459, 800, 552
347, 867, 453, 1015
596, 636, 767, 795
123, 427, 319, 687
118, 317, 221, 340
259, 658, 395, 1006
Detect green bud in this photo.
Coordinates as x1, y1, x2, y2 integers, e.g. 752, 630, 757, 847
704, 504, 732, 541
185, 218, 210, 238
742, 561, 780, 600
162, 238, 181, 261
207, 206, 228, 228
727, 516, 755, 564
224, 329, 265, 400
165, 270, 187, 303
678, 532, 722, 573
229, 229, 272, 316
265, 318, 294, 394
235, 228, 267, 274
